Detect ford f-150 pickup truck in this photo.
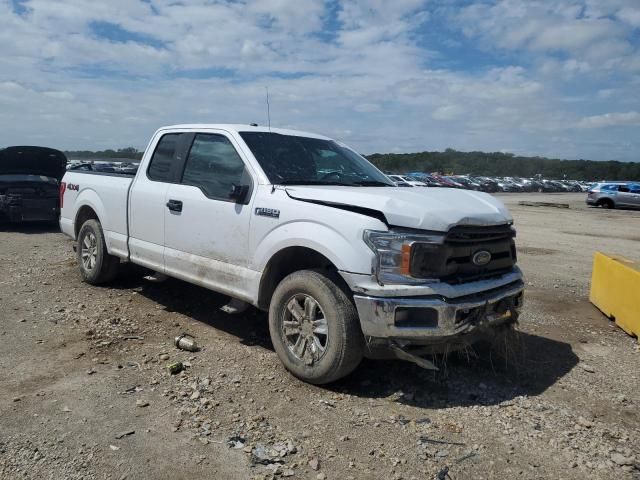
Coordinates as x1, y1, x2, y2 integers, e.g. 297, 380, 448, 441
59, 124, 524, 384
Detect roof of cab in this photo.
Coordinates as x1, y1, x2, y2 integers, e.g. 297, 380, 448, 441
157, 124, 332, 140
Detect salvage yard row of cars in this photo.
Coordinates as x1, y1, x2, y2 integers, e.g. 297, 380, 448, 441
71, 162, 594, 193
388, 173, 593, 193
1, 144, 637, 226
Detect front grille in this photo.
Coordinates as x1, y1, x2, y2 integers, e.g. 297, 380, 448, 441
410, 224, 517, 284
445, 224, 515, 244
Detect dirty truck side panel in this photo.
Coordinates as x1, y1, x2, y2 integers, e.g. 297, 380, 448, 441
163, 130, 262, 303
249, 185, 384, 275
61, 172, 132, 258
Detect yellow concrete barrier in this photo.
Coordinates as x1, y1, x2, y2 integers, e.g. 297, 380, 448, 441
590, 252, 640, 341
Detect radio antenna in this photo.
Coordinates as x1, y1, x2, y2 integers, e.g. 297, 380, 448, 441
265, 86, 271, 131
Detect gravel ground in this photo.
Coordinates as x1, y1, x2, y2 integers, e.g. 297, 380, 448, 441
1, 192, 639, 480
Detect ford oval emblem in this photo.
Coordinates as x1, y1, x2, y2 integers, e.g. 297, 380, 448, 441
472, 250, 492, 266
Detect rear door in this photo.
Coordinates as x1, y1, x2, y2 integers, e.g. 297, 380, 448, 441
128, 132, 193, 271
163, 131, 257, 300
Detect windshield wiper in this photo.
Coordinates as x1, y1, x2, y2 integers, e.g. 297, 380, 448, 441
352, 180, 393, 187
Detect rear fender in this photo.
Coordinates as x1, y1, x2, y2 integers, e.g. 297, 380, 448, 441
73, 189, 112, 247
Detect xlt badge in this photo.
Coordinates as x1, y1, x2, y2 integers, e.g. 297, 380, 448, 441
255, 207, 280, 219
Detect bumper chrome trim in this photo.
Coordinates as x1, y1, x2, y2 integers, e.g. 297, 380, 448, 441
353, 281, 524, 339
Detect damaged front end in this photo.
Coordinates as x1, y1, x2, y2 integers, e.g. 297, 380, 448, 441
352, 222, 524, 369
0, 147, 67, 223
354, 281, 524, 367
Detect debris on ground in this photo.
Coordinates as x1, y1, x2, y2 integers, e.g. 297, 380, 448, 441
167, 362, 184, 375
518, 201, 570, 208
174, 334, 199, 352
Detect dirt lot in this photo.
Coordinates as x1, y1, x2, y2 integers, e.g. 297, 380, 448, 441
1, 192, 639, 480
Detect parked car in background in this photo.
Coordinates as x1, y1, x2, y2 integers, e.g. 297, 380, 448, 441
387, 174, 413, 187
470, 176, 499, 193
0, 146, 67, 223
496, 179, 523, 192
388, 175, 427, 187
587, 182, 640, 209
406, 173, 445, 187
450, 176, 481, 190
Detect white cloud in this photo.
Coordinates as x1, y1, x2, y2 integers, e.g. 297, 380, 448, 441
453, 0, 638, 72
43, 90, 75, 100
432, 104, 463, 121
577, 111, 640, 128
353, 103, 381, 113
0, 0, 638, 161
616, 7, 640, 28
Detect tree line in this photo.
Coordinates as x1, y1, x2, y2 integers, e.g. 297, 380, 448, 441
64, 146, 640, 181
366, 149, 640, 181
64, 147, 143, 160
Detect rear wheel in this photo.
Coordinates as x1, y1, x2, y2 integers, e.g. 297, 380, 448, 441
77, 219, 120, 284
598, 199, 614, 209
268, 270, 364, 384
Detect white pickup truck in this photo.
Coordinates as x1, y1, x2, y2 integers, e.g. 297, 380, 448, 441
60, 124, 523, 384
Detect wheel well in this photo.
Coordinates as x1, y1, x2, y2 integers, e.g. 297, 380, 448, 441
597, 198, 614, 207
74, 205, 99, 239
257, 247, 339, 310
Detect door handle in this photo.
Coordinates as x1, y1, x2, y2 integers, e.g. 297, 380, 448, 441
166, 199, 183, 212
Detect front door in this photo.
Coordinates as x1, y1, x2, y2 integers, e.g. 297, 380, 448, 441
628, 184, 640, 208
129, 132, 191, 271
617, 185, 637, 208
163, 132, 257, 301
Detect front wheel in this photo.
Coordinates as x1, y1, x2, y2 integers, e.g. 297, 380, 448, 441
268, 270, 364, 384
77, 219, 120, 284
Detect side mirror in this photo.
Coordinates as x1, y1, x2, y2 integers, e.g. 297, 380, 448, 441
229, 184, 249, 203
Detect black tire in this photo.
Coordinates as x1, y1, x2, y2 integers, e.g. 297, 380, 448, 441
599, 199, 614, 209
268, 270, 364, 384
76, 219, 120, 284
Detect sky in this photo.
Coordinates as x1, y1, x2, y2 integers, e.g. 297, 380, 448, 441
1, 0, 639, 161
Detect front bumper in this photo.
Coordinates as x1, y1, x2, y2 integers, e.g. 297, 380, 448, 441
353, 281, 524, 342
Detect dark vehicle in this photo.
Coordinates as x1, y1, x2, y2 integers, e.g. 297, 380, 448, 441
470, 176, 499, 193
0, 146, 67, 223
535, 179, 562, 192
407, 173, 445, 187
450, 176, 481, 190
496, 179, 523, 192
69, 162, 118, 173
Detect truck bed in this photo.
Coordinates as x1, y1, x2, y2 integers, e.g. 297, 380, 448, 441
59, 170, 133, 259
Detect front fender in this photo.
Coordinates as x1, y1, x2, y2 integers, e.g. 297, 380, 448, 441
253, 220, 373, 274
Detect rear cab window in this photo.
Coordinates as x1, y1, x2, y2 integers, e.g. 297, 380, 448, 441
147, 133, 192, 183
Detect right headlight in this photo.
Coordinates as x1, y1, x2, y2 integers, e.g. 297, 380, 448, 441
363, 229, 445, 285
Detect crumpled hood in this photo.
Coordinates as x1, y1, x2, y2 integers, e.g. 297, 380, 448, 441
285, 186, 513, 232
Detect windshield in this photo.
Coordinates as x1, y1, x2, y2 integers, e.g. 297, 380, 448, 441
239, 132, 393, 186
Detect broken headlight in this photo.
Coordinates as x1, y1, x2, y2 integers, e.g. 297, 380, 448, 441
363, 229, 445, 285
